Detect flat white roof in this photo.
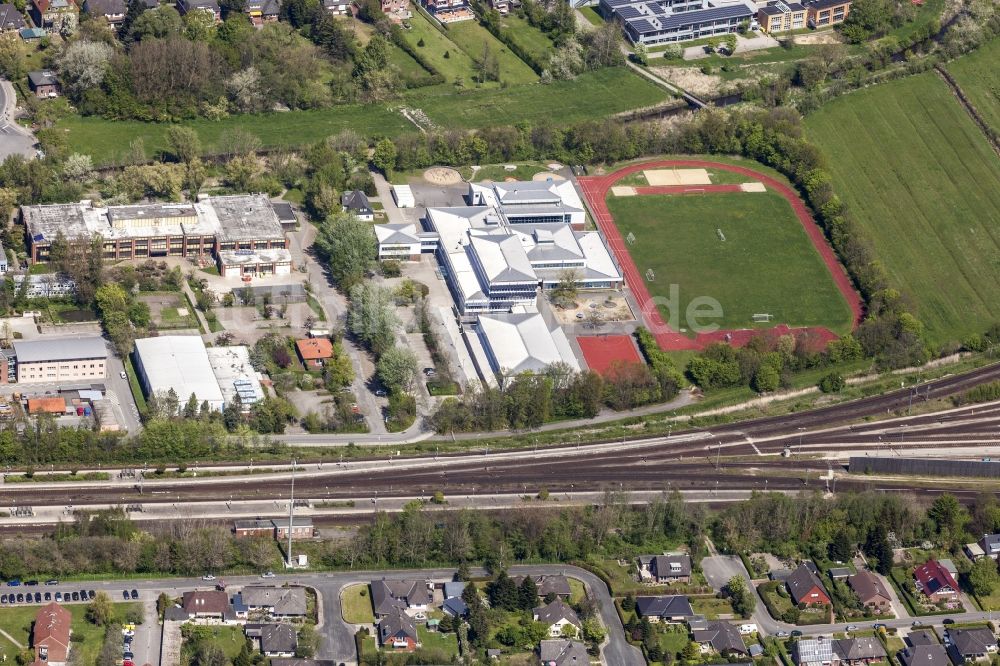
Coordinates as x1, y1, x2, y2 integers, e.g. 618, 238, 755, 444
477, 312, 579, 376
134, 335, 224, 406
206, 345, 263, 407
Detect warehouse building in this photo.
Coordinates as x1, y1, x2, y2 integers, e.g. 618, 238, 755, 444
206, 345, 263, 410
11, 336, 107, 383
21, 194, 287, 264
133, 335, 226, 411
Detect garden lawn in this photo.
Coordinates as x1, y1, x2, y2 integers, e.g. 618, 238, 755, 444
945, 37, 1000, 136
0, 603, 143, 666
417, 626, 459, 654
388, 46, 433, 82
605, 191, 854, 333
578, 6, 604, 26
341, 584, 375, 624
691, 596, 735, 619
497, 14, 555, 64
400, 10, 479, 82
805, 72, 1000, 346
185, 625, 247, 662
445, 20, 537, 85
58, 69, 666, 166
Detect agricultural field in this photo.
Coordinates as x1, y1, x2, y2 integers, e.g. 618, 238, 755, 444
445, 19, 538, 84
57, 68, 666, 165
605, 191, 854, 333
805, 72, 1000, 346
945, 37, 1000, 135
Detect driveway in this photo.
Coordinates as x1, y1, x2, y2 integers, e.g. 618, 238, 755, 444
0, 79, 35, 161
702, 554, 785, 635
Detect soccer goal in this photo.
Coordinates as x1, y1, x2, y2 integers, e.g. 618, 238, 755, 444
646, 269, 656, 282
752, 313, 773, 323
626, 232, 636, 245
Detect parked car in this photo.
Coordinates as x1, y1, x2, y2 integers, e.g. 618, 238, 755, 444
120, 371, 127, 379
122, 590, 130, 600
201, 575, 216, 581
55, 592, 62, 601
15, 594, 23, 602
791, 630, 803, 637
776, 631, 789, 637
846, 625, 858, 631
261, 572, 275, 579
34, 592, 41, 602
88, 590, 95, 600
25, 580, 38, 586
44, 592, 51, 601
7, 580, 20, 587
123, 652, 134, 661
70, 592, 79, 601
45, 580, 59, 585
1, 595, 7, 603
912, 621, 923, 627
130, 589, 138, 599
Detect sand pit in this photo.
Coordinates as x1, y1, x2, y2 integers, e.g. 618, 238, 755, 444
644, 168, 711, 186
740, 182, 767, 192
611, 186, 637, 197
532, 171, 566, 181
424, 167, 463, 185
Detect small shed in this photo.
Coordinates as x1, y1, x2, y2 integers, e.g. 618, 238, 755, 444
392, 184, 415, 208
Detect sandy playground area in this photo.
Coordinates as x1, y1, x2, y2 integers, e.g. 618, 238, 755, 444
644, 168, 712, 186
424, 167, 463, 185
552, 292, 635, 326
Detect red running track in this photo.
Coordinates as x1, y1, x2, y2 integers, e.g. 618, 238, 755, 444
579, 160, 864, 352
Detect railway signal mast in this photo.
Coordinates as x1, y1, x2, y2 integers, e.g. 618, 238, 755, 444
286, 459, 296, 568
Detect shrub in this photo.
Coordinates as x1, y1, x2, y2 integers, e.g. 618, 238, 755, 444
818, 372, 846, 393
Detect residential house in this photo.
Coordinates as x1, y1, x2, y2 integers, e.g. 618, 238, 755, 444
532, 599, 581, 638
33, 602, 71, 663
443, 581, 466, 599
949, 628, 998, 664
245, 624, 298, 657
27, 70, 59, 98
757, 0, 805, 32
793, 637, 838, 666
378, 609, 419, 650
238, 586, 307, 618
271, 661, 337, 666
693, 621, 749, 656
913, 560, 959, 602
371, 580, 432, 617
0, 5, 26, 34
804, 0, 849, 26
295, 338, 333, 370
834, 637, 887, 666
272, 517, 313, 541
787, 562, 831, 607
30, 0, 77, 32
978, 534, 1000, 560
380, 0, 407, 13
442, 597, 468, 618
828, 568, 852, 581
181, 590, 234, 621
233, 519, 274, 538
175, 0, 220, 20
538, 639, 589, 666
637, 554, 692, 584
511, 575, 572, 600
907, 632, 938, 648
847, 571, 892, 614
244, 0, 278, 24
634, 595, 694, 623
600, 0, 756, 46
341, 190, 374, 222
899, 644, 950, 666
83, 0, 125, 25
487, 0, 508, 13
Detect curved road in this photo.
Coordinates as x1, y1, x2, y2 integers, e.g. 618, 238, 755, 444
0, 79, 35, 161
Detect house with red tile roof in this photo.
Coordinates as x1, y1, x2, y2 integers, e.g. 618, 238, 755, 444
913, 560, 959, 602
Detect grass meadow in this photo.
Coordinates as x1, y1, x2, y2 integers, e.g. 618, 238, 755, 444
945, 37, 1000, 135
805, 72, 1000, 346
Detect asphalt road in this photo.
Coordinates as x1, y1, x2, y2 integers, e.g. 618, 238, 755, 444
0, 79, 35, 161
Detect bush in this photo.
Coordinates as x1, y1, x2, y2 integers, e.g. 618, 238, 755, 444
818, 372, 846, 393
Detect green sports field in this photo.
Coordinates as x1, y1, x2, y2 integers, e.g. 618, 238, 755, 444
945, 37, 1000, 135
606, 191, 854, 333
805, 72, 1000, 346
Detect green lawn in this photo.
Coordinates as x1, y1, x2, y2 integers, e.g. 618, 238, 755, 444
945, 37, 1000, 135
183, 625, 247, 664
388, 45, 433, 82
605, 191, 854, 333
416, 625, 459, 654
497, 14, 555, 64
445, 20, 537, 85
0, 602, 143, 666
568, 578, 586, 604
578, 6, 604, 26
691, 596, 735, 619
58, 68, 665, 166
341, 584, 375, 624
401, 11, 479, 82
805, 72, 1000, 346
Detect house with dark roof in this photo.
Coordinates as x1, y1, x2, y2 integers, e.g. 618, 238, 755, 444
793, 637, 838, 666
270, 201, 298, 230
33, 602, 71, 663
182, 590, 234, 621
443, 581, 465, 599
442, 597, 467, 618
342, 191, 374, 222
378, 609, 419, 651
973, 534, 1000, 560
913, 560, 959, 602
847, 571, 892, 614
638, 554, 692, 584
30, 0, 77, 32
370, 580, 432, 617
83, 0, 125, 24
834, 637, 887, 666
533, 599, 581, 638
244, 0, 278, 24
787, 562, 831, 607
245, 623, 297, 657
538, 639, 589, 666
511, 574, 572, 599
907, 631, 938, 648
899, 644, 949, 666
27, 70, 59, 98
239, 586, 307, 617
693, 621, 748, 656
948, 628, 998, 663
0, 4, 26, 33
634, 595, 693, 623
175, 0, 219, 20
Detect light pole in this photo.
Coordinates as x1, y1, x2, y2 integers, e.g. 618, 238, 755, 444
285, 458, 296, 568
